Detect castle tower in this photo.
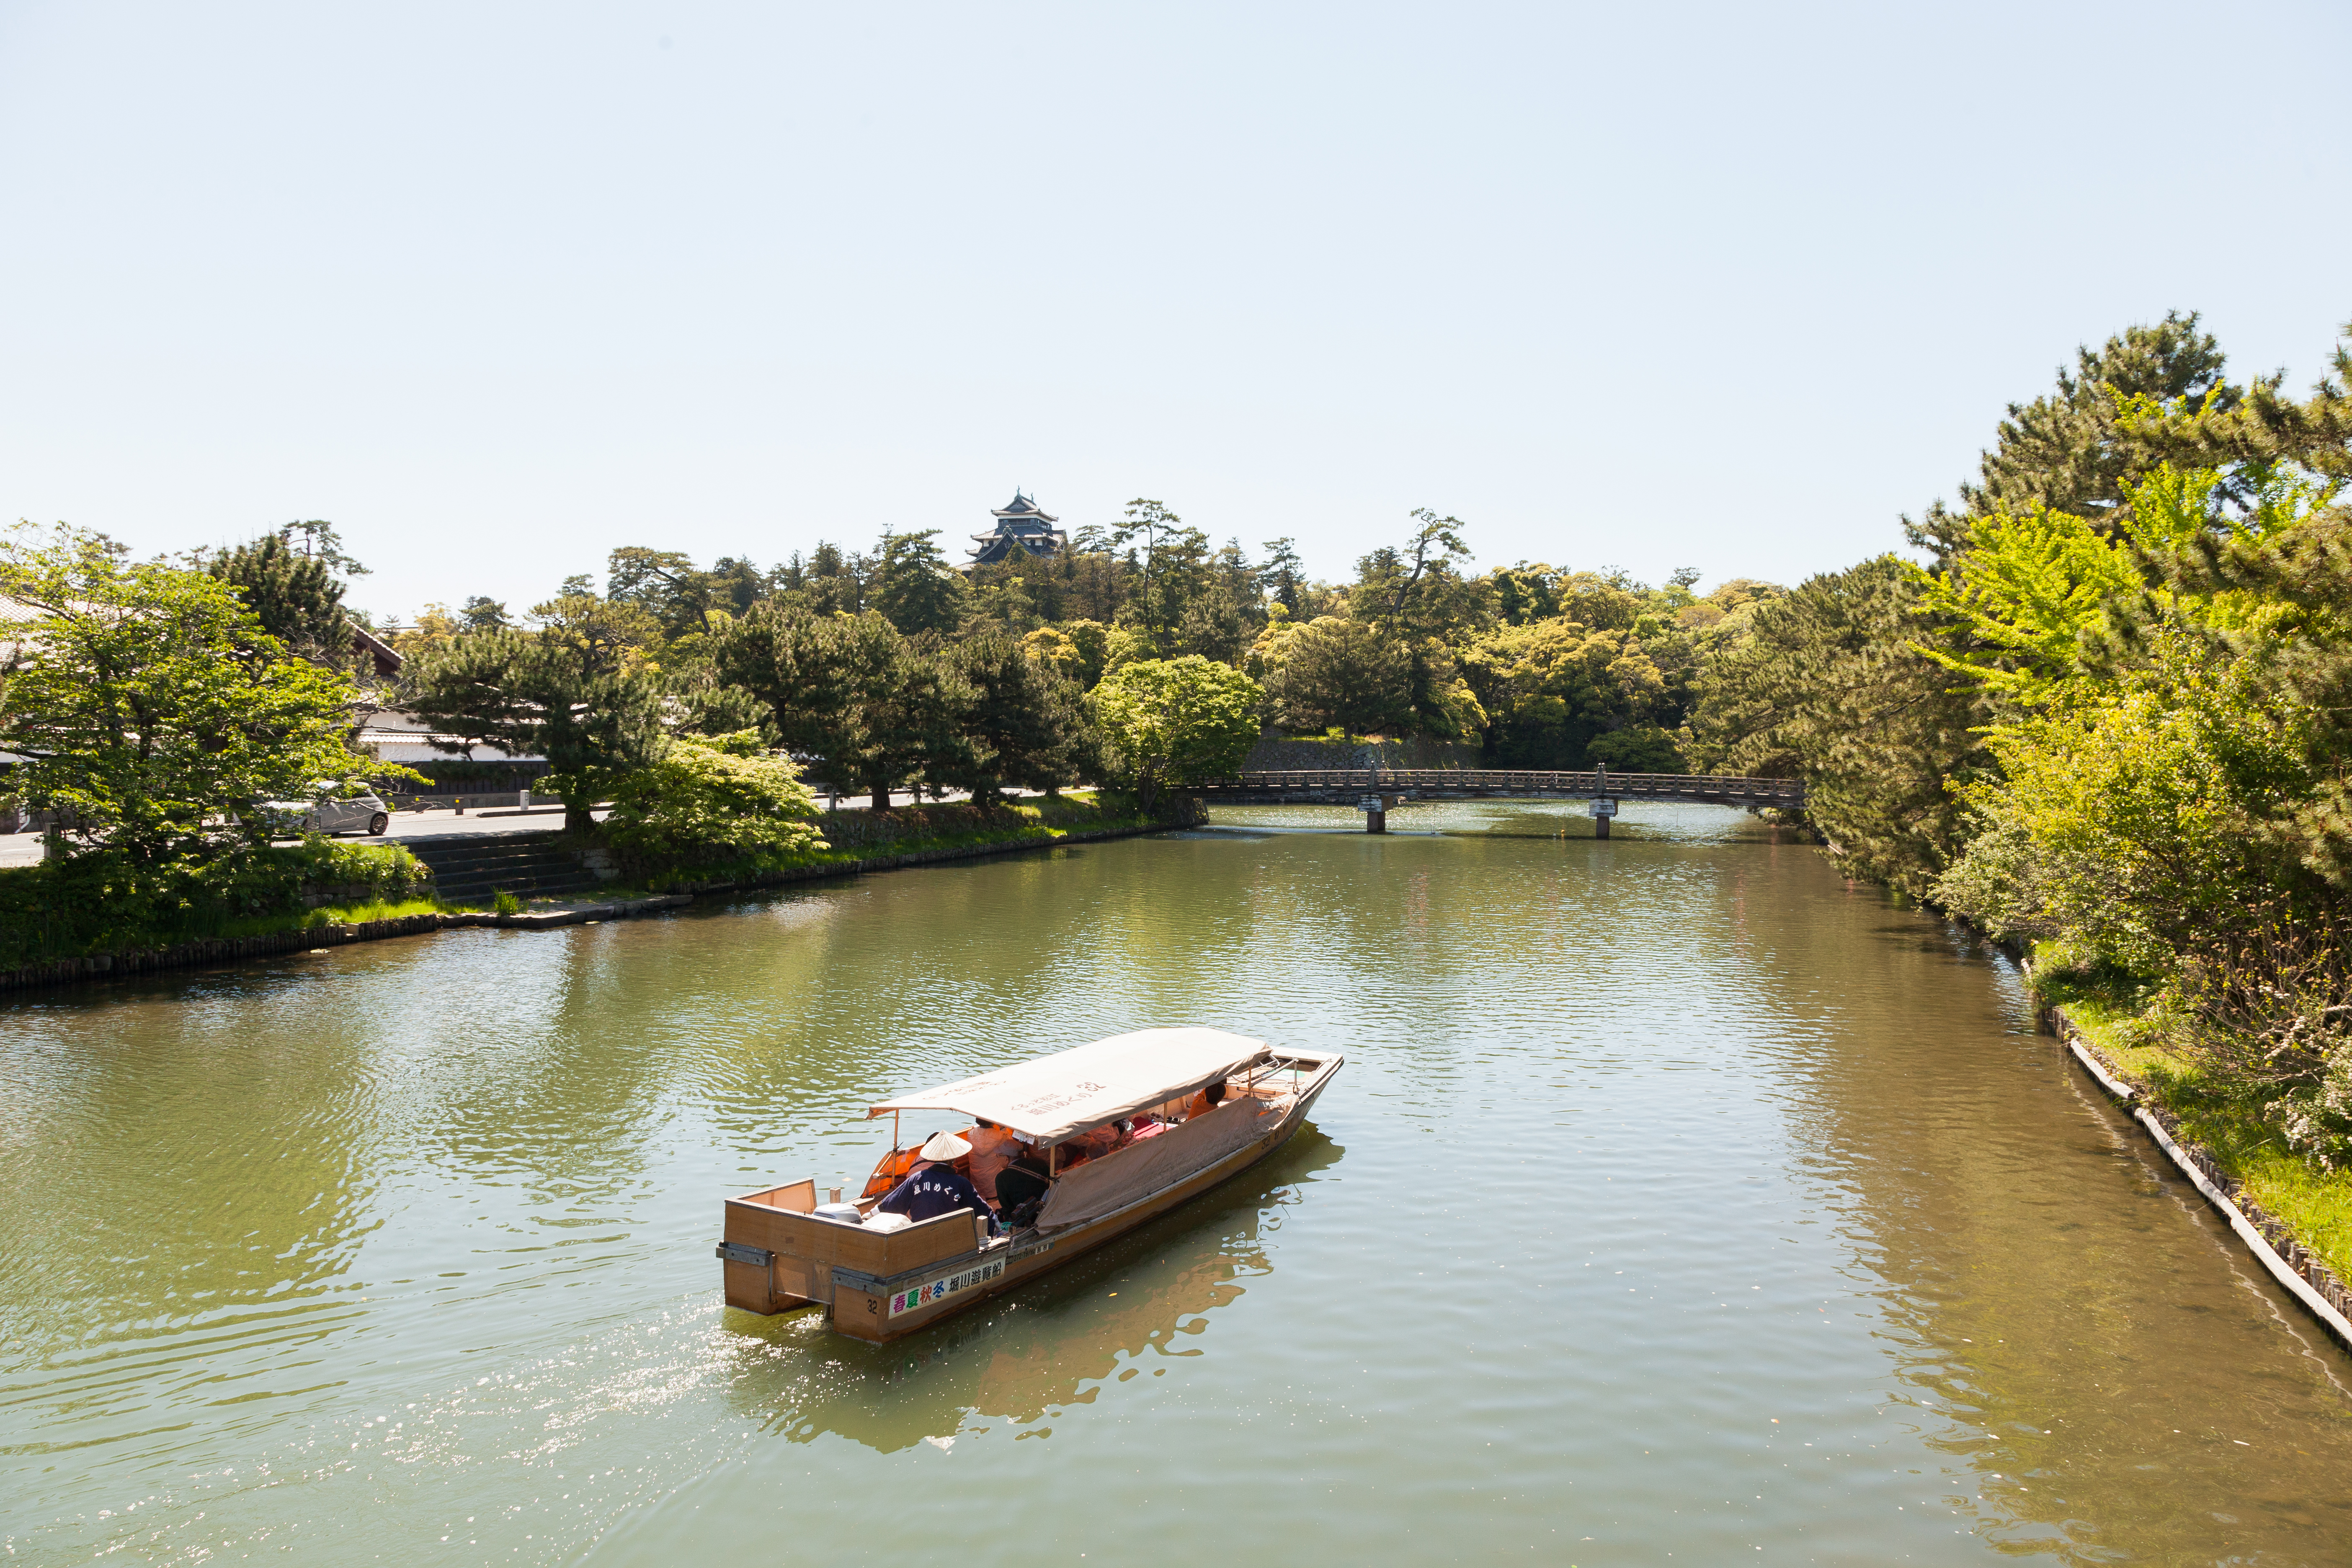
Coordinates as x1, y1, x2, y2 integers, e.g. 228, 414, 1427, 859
966, 492, 1068, 566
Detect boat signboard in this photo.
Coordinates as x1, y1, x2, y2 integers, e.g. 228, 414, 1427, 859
887, 1257, 1006, 1318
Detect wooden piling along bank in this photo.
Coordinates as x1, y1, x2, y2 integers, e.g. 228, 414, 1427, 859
0, 818, 1189, 996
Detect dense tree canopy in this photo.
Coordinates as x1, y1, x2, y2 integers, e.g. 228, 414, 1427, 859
404, 628, 667, 832
2, 524, 371, 866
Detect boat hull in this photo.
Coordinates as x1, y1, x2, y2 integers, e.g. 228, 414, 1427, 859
720, 1056, 1341, 1343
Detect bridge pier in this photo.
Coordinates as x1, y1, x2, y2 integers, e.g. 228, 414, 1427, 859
1358, 792, 1400, 833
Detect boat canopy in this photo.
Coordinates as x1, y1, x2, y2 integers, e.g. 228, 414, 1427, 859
868, 1027, 1271, 1144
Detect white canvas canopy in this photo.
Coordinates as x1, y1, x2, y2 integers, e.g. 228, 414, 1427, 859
868, 1027, 1270, 1145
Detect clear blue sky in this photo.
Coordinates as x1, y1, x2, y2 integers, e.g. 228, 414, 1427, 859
3, 1, 2346, 622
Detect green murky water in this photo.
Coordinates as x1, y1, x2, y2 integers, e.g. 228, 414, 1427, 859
5, 801, 2349, 1563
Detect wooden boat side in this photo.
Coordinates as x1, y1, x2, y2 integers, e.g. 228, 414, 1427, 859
825, 1056, 1341, 1342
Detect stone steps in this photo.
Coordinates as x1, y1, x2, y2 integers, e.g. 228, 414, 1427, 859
402, 833, 606, 903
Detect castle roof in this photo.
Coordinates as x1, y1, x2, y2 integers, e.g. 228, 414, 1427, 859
992, 491, 1057, 523
967, 490, 1070, 565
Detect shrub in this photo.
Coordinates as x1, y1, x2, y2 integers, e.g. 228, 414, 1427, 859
2169, 908, 2352, 1167
1095, 657, 1263, 807
0, 838, 431, 968
602, 732, 828, 863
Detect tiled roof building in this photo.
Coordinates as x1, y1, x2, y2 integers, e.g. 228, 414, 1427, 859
966, 492, 1068, 566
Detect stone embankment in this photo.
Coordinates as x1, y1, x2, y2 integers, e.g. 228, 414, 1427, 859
0, 818, 1184, 995
2043, 1000, 2352, 1354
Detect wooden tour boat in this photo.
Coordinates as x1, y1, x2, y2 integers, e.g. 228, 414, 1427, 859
717, 1028, 1342, 1342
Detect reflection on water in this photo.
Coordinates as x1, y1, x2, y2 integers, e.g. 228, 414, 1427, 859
5, 812, 2350, 1564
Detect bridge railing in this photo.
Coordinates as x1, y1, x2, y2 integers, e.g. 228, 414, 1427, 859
1186, 769, 1804, 801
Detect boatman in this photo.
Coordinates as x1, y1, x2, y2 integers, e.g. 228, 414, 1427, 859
876, 1131, 996, 1232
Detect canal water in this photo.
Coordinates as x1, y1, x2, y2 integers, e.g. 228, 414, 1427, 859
4, 804, 2349, 1564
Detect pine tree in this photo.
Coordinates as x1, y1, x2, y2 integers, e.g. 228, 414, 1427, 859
205, 532, 351, 668
1904, 311, 2244, 562
1685, 556, 1991, 896
870, 531, 967, 637
952, 634, 1090, 799
403, 630, 667, 833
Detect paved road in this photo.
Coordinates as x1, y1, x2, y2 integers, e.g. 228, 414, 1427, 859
0, 787, 1027, 867
0, 806, 594, 867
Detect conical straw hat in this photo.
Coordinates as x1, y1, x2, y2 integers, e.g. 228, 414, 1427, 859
918, 1130, 971, 1161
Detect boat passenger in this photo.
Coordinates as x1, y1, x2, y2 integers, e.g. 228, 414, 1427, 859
876, 1132, 996, 1231
1073, 1122, 1124, 1161
993, 1152, 1052, 1215
1182, 1080, 1229, 1121
963, 1119, 1023, 1208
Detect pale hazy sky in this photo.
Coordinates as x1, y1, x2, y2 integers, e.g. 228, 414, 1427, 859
4, 2, 2347, 622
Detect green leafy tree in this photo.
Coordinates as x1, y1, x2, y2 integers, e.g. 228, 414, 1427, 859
1460, 620, 1671, 766
404, 629, 668, 832
1586, 725, 1684, 773
602, 731, 828, 864
1936, 627, 2319, 972
0, 524, 371, 866
1095, 656, 1263, 808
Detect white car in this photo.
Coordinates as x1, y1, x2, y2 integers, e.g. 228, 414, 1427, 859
262, 781, 392, 838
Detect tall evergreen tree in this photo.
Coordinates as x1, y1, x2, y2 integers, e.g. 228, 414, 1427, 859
831, 614, 974, 808
952, 634, 1091, 799
870, 531, 967, 636
713, 606, 973, 807
205, 532, 351, 668
1685, 555, 1991, 897
1259, 537, 1305, 614
1905, 311, 2244, 562
404, 630, 668, 833
711, 601, 864, 770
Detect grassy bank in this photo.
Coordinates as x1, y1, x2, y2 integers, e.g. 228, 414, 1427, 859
602, 789, 1192, 894
0, 792, 1194, 987
2031, 948, 2352, 1284
0, 838, 446, 969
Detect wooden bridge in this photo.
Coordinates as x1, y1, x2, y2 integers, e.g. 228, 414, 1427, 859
1184, 768, 1804, 833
